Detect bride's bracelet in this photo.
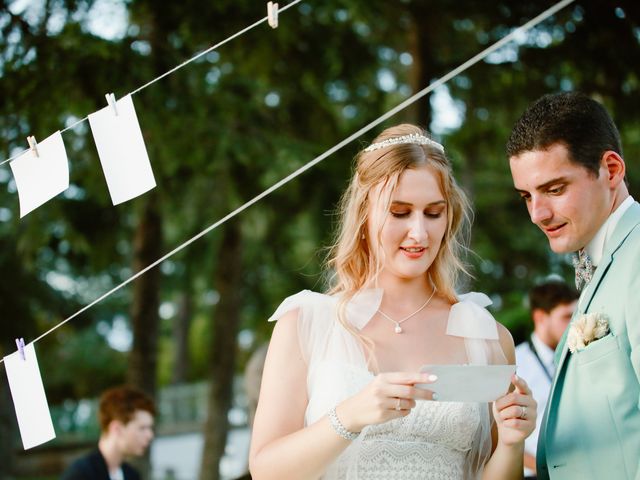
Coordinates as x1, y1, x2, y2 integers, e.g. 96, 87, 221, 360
328, 406, 360, 441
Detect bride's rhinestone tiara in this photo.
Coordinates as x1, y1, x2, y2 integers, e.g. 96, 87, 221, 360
363, 133, 444, 153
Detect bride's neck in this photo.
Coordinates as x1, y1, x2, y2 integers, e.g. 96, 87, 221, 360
376, 273, 434, 310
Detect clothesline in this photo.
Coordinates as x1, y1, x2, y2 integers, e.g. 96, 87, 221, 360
0, 0, 301, 168
0, 0, 576, 365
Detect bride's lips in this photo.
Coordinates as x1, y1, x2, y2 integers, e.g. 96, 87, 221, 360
400, 246, 427, 259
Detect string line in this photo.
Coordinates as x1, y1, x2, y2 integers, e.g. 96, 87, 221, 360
0, 1, 301, 167
0, 0, 575, 363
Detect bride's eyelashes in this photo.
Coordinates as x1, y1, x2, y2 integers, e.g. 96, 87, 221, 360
389, 210, 444, 219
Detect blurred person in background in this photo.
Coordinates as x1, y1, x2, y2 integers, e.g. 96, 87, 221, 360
61, 385, 155, 480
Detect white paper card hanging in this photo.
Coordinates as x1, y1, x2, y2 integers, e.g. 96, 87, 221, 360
88, 94, 156, 205
3, 343, 56, 449
10, 131, 69, 218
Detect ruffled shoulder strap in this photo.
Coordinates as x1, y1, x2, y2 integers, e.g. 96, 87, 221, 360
267, 290, 328, 322
267, 290, 335, 364
267, 289, 384, 366
446, 292, 499, 340
446, 292, 505, 365
343, 288, 383, 330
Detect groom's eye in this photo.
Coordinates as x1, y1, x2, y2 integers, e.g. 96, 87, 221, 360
547, 185, 565, 195
518, 193, 531, 202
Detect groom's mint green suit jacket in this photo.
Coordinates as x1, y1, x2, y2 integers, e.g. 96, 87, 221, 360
537, 202, 640, 480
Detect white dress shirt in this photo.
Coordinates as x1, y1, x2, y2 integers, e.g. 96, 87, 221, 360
579, 195, 635, 307
515, 333, 556, 476
110, 467, 125, 480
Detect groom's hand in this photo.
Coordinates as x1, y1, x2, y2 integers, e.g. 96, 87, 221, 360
492, 374, 537, 447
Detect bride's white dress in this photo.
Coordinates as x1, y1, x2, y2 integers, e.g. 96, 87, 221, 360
268, 289, 508, 480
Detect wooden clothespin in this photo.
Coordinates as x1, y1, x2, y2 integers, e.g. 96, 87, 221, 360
267, 2, 279, 29
105, 92, 118, 116
15, 338, 26, 361
27, 136, 39, 157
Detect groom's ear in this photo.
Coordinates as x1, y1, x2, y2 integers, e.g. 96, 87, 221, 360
601, 151, 626, 188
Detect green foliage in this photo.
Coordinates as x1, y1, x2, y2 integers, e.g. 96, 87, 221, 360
1, 0, 639, 411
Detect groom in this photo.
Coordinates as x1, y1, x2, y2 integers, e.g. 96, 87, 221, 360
507, 92, 639, 480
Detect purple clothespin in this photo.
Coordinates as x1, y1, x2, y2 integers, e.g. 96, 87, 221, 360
15, 338, 26, 361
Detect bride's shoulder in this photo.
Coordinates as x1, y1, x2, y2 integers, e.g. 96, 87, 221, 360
450, 291, 514, 356
267, 290, 334, 324
447, 291, 515, 364
267, 290, 338, 364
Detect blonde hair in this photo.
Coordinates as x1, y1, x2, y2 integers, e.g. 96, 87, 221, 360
326, 124, 472, 357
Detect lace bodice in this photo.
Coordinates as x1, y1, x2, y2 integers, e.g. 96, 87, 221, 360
268, 289, 506, 480
331, 401, 483, 479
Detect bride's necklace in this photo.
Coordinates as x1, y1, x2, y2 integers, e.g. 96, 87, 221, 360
378, 288, 437, 334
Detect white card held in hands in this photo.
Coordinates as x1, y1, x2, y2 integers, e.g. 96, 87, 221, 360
417, 364, 516, 402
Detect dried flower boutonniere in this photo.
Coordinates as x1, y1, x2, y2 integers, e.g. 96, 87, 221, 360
567, 312, 610, 354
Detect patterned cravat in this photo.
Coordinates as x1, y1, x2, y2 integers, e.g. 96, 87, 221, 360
572, 249, 594, 291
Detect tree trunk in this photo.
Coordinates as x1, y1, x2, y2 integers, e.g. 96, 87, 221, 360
127, 192, 163, 480
407, 6, 436, 127
172, 284, 193, 385
198, 221, 243, 480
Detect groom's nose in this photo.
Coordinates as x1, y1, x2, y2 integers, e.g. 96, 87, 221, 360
529, 196, 553, 224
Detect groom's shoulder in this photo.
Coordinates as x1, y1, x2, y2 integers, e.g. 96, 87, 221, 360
613, 220, 640, 261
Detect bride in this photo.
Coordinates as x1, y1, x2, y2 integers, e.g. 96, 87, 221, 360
249, 124, 536, 479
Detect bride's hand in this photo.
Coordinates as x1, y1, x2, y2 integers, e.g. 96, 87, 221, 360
493, 374, 537, 447
336, 372, 438, 433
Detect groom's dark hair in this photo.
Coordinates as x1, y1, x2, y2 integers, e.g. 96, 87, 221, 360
507, 91, 623, 179
529, 280, 579, 314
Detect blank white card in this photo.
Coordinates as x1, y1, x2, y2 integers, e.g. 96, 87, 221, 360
89, 94, 156, 205
10, 131, 69, 218
4, 343, 56, 449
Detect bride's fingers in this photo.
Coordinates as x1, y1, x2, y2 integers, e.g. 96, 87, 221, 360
384, 383, 434, 401
494, 390, 533, 413
511, 374, 532, 395
380, 372, 438, 386
388, 397, 417, 411
496, 404, 534, 422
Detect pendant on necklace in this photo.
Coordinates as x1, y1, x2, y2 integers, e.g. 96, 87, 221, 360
394, 323, 403, 334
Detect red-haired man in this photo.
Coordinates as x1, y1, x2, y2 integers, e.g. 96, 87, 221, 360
61, 386, 155, 480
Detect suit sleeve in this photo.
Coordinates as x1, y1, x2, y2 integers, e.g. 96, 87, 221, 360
625, 232, 640, 479
59, 461, 87, 480
123, 463, 141, 480
626, 237, 640, 398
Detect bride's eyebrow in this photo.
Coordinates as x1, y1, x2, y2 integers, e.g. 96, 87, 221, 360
390, 200, 446, 207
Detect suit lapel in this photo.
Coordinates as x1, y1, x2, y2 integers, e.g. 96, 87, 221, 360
552, 203, 640, 380
578, 202, 640, 313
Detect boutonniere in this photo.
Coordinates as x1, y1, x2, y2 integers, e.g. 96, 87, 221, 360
567, 312, 610, 353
